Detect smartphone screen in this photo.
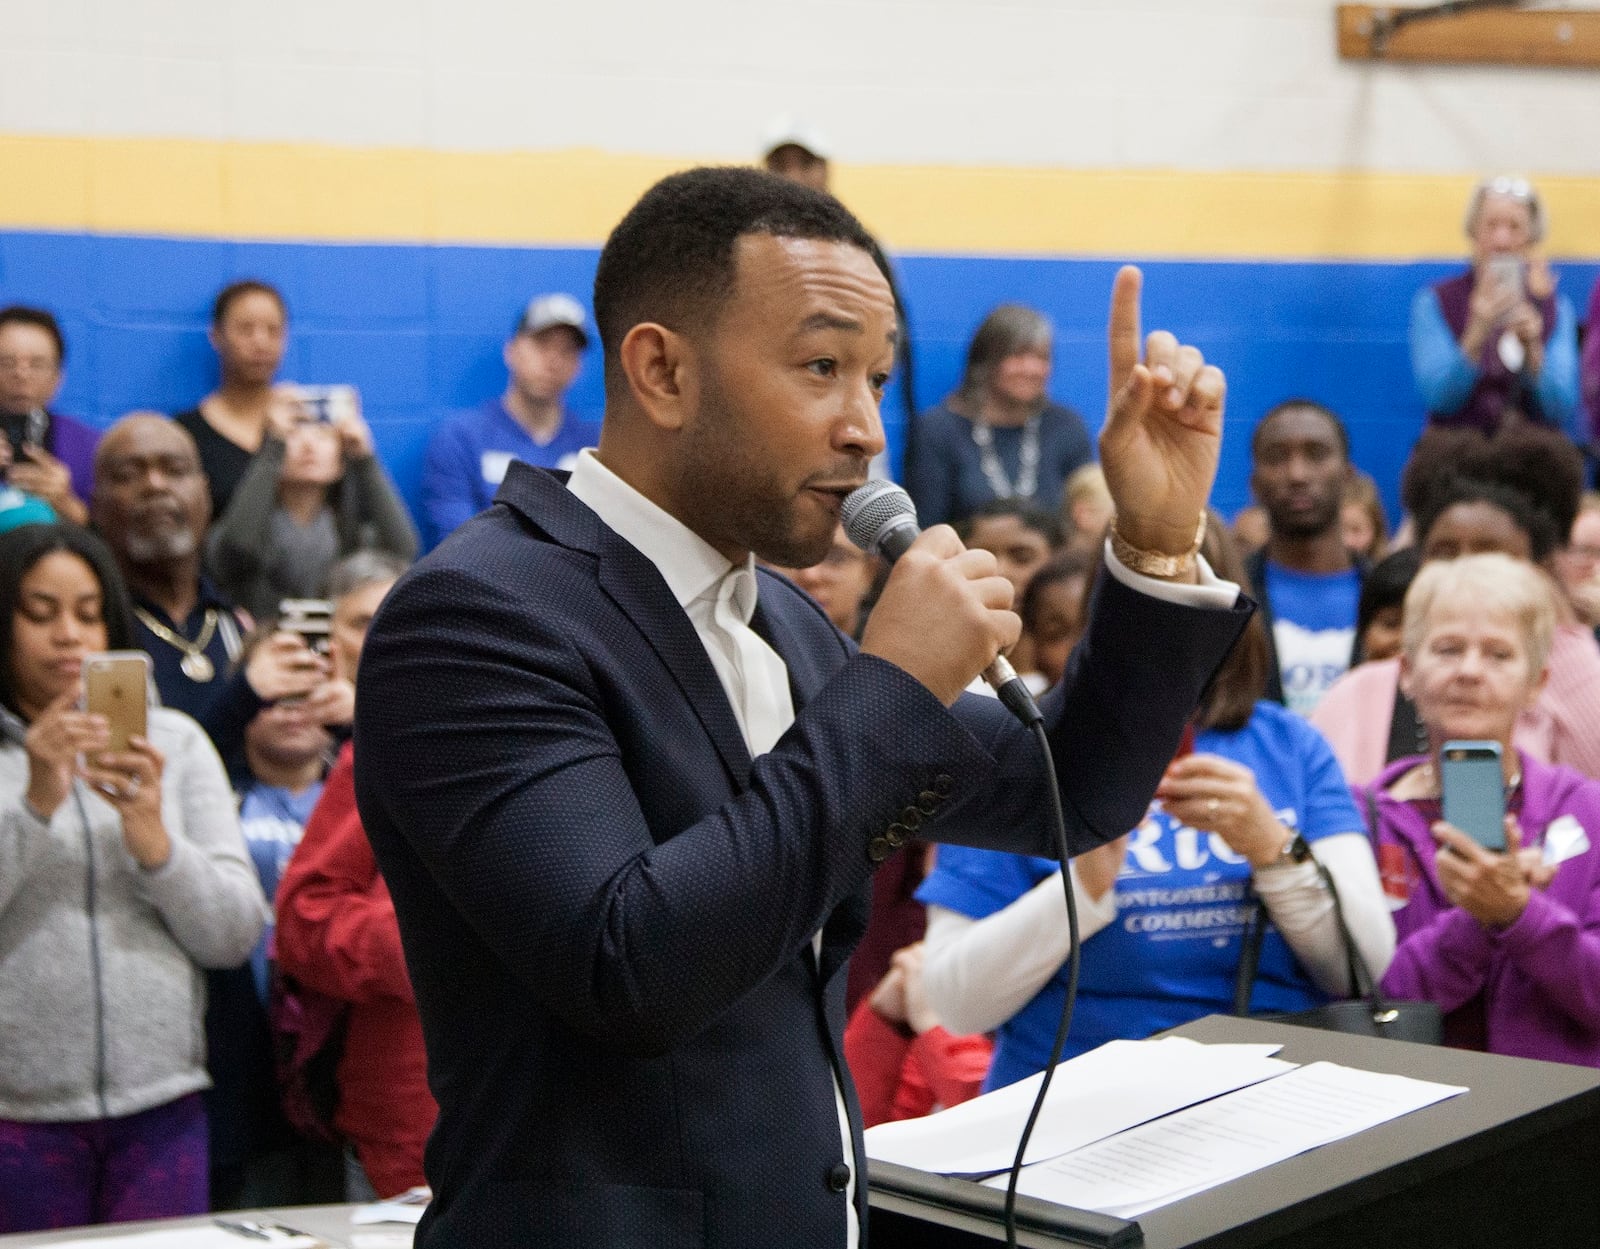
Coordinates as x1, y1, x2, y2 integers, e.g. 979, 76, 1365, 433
83, 652, 151, 755
278, 598, 333, 654
1485, 255, 1524, 301
1440, 739, 1506, 852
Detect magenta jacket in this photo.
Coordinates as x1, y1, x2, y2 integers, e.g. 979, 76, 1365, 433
1366, 753, 1600, 1067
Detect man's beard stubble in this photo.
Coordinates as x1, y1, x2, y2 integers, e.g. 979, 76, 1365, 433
123, 525, 199, 566
677, 370, 840, 571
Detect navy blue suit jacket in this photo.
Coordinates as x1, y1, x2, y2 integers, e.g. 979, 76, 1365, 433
353, 464, 1250, 1248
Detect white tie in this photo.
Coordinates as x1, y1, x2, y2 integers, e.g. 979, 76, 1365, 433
710, 567, 794, 758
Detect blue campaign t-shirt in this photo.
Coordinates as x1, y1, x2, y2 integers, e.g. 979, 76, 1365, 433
1263, 562, 1360, 716
421, 399, 601, 547
918, 702, 1362, 1090
238, 779, 325, 1004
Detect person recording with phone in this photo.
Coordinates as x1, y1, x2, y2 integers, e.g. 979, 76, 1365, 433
918, 514, 1393, 1088
276, 552, 438, 1203
1408, 176, 1581, 441
207, 384, 417, 622
1367, 553, 1600, 1066
0, 523, 267, 1232
0, 306, 99, 526
353, 168, 1250, 1249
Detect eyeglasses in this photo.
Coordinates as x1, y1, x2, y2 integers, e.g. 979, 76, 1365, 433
0, 355, 57, 376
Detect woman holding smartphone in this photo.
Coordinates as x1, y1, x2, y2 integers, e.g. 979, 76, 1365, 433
1370, 553, 1600, 1065
0, 523, 268, 1231
1408, 176, 1581, 441
207, 387, 417, 622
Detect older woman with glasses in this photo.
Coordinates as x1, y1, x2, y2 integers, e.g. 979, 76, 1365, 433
1409, 176, 1581, 442
1368, 554, 1600, 1065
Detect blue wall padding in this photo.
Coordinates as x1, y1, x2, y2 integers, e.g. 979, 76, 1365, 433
3, 229, 1593, 531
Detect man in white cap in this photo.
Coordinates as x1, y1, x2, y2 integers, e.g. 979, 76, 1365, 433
762, 115, 833, 193
422, 293, 599, 547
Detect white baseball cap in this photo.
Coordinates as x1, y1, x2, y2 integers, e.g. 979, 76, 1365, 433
517, 293, 589, 347
761, 114, 833, 163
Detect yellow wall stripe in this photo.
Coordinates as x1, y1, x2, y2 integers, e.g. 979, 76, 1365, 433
3, 132, 1599, 260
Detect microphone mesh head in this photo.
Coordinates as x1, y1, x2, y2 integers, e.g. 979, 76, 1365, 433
841, 480, 916, 557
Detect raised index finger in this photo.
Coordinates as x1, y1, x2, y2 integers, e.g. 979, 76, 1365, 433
1108, 265, 1144, 394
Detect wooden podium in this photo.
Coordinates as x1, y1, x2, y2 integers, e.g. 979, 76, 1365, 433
867, 1014, 1600, 1248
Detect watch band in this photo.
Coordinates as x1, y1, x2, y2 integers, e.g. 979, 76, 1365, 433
1259, 832, 1314, 871
1108, 512, 1207, 580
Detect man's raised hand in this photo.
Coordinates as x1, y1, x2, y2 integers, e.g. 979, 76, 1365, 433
1099, 266, 1225, 572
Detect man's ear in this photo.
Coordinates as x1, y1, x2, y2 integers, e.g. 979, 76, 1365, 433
619, 323, 695, 432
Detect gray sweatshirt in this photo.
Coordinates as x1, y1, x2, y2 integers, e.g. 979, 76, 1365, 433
0, 707, 269, 1121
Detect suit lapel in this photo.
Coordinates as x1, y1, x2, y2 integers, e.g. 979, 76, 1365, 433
754, 583, 866, 986
497, 464, 753, 790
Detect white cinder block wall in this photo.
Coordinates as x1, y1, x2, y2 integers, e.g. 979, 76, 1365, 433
3, 0, 1598, 175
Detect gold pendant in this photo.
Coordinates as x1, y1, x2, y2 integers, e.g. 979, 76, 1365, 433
180, 650, 215, 682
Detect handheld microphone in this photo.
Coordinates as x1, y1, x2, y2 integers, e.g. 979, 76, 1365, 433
841, 481, 1043, 725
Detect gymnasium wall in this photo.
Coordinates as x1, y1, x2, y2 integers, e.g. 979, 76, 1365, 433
4, 0, 1599, 525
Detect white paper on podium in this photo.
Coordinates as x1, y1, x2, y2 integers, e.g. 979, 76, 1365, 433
863, 1036, 1292, 1176
40, 1228, 322, 1249
986, 1060, 1467, 1217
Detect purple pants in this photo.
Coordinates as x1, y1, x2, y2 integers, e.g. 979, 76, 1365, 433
0, 1093, 208, 1232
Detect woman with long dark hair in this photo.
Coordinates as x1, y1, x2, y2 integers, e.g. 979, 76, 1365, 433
0, 524, 266, 1231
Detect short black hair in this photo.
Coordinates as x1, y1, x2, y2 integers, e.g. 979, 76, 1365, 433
954, 496, 1064, 549
1355, 546, 1420, 649
0, 523, 135, 718
592, 166, 881, 396
0, 306, 66, 366
213, 279, 287, 328
1250, 398, 1350, 461
1019, 549, 1093, 633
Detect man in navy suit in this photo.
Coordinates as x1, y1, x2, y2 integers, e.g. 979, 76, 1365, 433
353, 168, 1250, 1247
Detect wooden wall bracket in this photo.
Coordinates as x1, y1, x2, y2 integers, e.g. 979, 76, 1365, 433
1338, 3, 1600, 67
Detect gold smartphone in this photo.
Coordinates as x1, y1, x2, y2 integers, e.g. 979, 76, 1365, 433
83, 652, 150, 754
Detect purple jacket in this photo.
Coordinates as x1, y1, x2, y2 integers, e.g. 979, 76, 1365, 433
47, 411, 99, 505
1366, 753, 1600, 1067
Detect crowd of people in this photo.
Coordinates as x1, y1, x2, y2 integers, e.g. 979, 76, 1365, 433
0, 150, 1599, 1237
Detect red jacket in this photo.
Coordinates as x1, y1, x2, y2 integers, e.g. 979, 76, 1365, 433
843, 996, 993, 1128
275, 742, 436, 1197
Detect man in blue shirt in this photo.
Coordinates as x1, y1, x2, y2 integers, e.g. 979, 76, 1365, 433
421, 293, 599, 547
1244, 400, 1365, 716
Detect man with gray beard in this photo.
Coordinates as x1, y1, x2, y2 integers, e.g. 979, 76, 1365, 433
91, 414, 329, 757
91, 413, 341, 1208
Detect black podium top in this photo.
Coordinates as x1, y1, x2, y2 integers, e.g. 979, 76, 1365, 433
868, 1014, 1600, 1249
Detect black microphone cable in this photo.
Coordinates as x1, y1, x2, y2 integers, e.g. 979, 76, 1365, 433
840, 479, 1087, 1242
1001, 718, 1082, 1249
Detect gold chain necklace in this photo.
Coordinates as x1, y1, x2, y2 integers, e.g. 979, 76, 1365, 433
133, 607, 218, 682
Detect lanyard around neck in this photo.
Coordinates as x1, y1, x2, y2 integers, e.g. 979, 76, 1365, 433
970, 414, 1041, 501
